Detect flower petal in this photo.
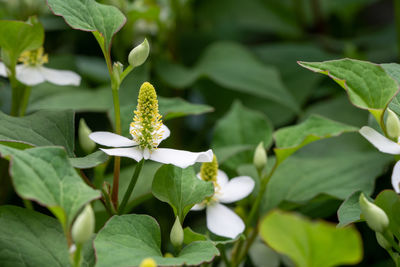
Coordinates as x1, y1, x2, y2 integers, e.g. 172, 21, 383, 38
15, 65, 45, 86
191, 203, 206, 211
392, 161, 400, 193
359, 126, 400, 154
216, 170, 229, 188
206, 203, 244, 238
157, 124, 170, 144
219, 176, 255, 203
89, 132, 137, 147
40, 66, 81, 86
149, 148, 213, 168
0, 62, 7, 77
100, 147, 143, 162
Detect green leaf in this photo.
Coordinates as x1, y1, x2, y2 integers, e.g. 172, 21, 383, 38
0, 18, 44, 67
0, 145, 101, 229
0, 110, 75, 156
152, 165, 214, 221
183, 227, 207, 245
260, 210, 362, 267
69, 151, 108, 169
159, 97, 214, 120
156, 42, 299, 111
94, 214, 219, 267
47, 0, 126, 51
298, 59, 399, 122
0, 205, 69, 267
263, 142, 391, 213
274, 115, 357, 164
374, 190, 400, 236
337, 191, 363, 227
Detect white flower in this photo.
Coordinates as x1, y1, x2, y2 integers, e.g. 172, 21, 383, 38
0, 47, 80, 86
359, 126, 400, 193
89, 82, 213, 168
191, 170, 255, 239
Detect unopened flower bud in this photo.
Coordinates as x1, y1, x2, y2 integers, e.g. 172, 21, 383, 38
128, 38, 149, 68
139, 258, 157, 267
112, 61, 123, 85
71, 204, 95, 244
253, 142, 267, 171
376, 232, 391, 250
170, 216, 184, 248
79, 118, 96, 154
387, 109, 400, 140
359, 193, 389, 233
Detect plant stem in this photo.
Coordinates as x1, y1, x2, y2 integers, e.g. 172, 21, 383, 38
73, 243, 83, 267
9, 73, 21, 116
19, 86, 31, 116
395, 0, 400, 61
119, 159, 145, 214
23, 199, 33, 210
231, 161, 278, 266
218, 245, 231, 267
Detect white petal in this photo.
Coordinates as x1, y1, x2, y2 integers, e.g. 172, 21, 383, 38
219, 176, 255, 203
89, 132, 137, 147
392, 161, 400, 193
149, 148, 213, 168
359, 126, 400, 154
15, 65, 45, 85
206, 203, 244, 238
100, 147, 143, 162
40, 66, 81, 86
216, 170, 229, 188
0, 62, 7, 77
191, 203, 206, 211
157, 124, 170, 144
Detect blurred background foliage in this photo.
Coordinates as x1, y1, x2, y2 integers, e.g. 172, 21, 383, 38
0, 0, 399, 266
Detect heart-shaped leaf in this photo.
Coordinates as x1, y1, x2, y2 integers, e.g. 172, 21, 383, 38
374, 190, 400, 237
260, 210, 362, 267
152, 165, 214, 221
0, 110, 75, 156
94, 214, 219, 267
47, 0, 126, 51
274, 115, 357, 164
298, 59, 399, 123
0, 145, 101, 230
0, 18, 44, 67
0, 205, 69, 267
156, 42, 299, 111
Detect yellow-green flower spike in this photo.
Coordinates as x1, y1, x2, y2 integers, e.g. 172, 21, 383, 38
18, 47, 48, 66
139, 258, 157, 267
200, 154, 218, 182
130, 82, 163, 150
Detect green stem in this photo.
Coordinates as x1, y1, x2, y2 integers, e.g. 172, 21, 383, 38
218, 245, 231, 267
9, 73, 21, 116
19, 86, 31, 116
231, 162, 278, 266
395, 0, 400, 61
23, 199, 33, 210
93, 31, 123, 211
120, 65, 133, 82
119, 159, 145, 214
73, 243, 83, 267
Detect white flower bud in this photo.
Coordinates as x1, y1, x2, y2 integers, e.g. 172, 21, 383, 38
128, 38, 150, 68
79, 119, 96, 154
386, 109, 400, 140
253, 142, 267, 171
359, 193, 389, 233
170, 216, 183, 248
71, 204, 95, 244
112, 61, 123, 85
